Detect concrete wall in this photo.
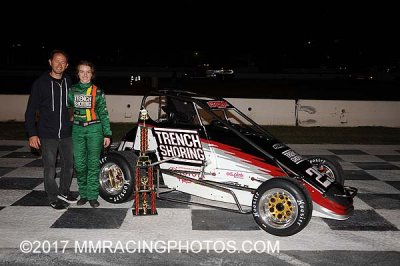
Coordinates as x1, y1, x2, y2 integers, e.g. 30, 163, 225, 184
227, 98, 296, 126
106, 95, 143, 123
297, 100, 400, 127
1, 95, 399, 127
0, 95, 29, 122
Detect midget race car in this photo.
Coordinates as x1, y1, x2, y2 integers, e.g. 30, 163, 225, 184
99, 90, 357, 236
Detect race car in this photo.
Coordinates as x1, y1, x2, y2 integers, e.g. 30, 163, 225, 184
99, 90, 357, 236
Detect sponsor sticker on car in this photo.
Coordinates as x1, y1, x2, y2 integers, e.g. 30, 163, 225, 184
207, 101, 230, 109
153, 128, 205, 165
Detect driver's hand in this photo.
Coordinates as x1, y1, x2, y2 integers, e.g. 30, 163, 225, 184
29, 136, 41, 150
104, 137, 111, 148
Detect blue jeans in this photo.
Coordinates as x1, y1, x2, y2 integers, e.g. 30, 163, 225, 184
41, 137, 73, 203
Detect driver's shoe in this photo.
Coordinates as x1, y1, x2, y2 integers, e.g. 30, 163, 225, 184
89, 200, 100, 208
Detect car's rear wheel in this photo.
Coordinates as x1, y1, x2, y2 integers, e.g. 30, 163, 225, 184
252, 177, 312, 236
99, 151, 137, 203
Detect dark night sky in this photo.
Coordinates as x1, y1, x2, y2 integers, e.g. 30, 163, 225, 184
1, 2, 399, 71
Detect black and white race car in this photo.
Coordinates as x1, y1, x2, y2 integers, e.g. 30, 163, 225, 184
99, 90, 357, 236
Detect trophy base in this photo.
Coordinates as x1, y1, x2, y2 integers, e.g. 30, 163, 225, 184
132, 208, 158, 216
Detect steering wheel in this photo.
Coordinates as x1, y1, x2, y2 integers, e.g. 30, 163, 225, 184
210, 119, 230, 130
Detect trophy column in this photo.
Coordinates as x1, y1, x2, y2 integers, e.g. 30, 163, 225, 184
133, 109, 157, 216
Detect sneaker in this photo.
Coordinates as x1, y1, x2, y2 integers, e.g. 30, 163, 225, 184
77, 198, 88, 206
58, 194, 78, 204
50, 200, 67, 211
89, 200, 100, 208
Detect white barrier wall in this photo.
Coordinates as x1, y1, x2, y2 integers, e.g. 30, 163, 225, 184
1, 95, 399, 127
97, 96, 296, 125
297, 100, 400, 127
0, 95, 29, 121
106, 95, 143, 123
226, 98, 296, 126
0, 95, 144, 124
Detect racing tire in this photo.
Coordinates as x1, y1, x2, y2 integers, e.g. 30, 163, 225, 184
306, 156, 345, 185
252, 177, 312, 236
99, 151, 137, 203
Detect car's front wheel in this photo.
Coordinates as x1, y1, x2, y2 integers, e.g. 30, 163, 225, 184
99, 151, 137, 203
306, 156, 344, 185
252, 177, 312, 236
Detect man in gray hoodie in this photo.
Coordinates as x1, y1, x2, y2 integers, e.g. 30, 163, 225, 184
25, 49, 77, 210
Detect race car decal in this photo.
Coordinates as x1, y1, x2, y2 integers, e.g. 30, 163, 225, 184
281, 149, 305, 165
272, 143, 287, 150
206, 100, 231, 109
203, 139, 285, 176
153, 128, 205, 165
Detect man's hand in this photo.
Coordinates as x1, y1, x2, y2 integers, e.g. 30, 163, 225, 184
29, 136, 41, 149
104, 137, 111, 148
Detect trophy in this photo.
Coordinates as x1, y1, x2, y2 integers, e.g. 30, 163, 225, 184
133, 109, 157, 215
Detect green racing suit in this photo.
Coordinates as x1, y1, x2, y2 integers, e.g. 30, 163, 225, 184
68, 82, 112, 200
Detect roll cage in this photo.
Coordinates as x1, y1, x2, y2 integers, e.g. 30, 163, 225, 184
140, 90, 276, 135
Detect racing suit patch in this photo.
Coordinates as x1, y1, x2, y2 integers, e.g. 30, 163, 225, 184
74, 94, 92, 109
